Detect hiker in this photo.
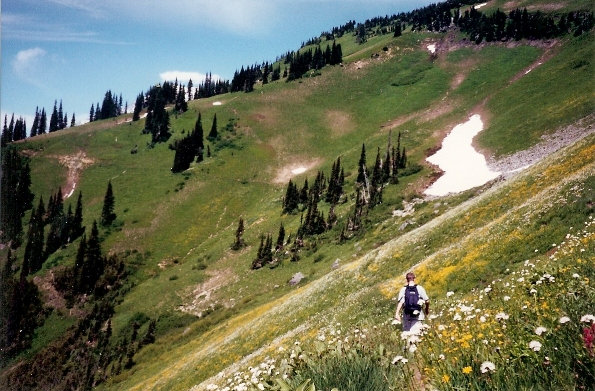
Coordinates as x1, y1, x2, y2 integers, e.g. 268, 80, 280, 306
394, 272, 430, 332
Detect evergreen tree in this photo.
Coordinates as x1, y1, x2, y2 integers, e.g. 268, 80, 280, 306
24, 203, 45, 274
1, 115, 10, 147
275, 223, 285, 250
89, 103, 95, 122
39, 108, 47, 134
207, 114, 218, 141
232, 218, 245, 250
174, 86, 188, 113
49, 100, 59, 132
57, 100, 65, 129
1, 147, 33, 248
45, 189, 65, 257
30, 108, 40, 137
74, 233, 87, 290
369, 148, 384, 207
79, 221, 104, 294
356, 143, 369, 186
144, 86, 171, 143
187, 79, 193, 101
101, 181, 116, 226
71, 113, 76, 127
282, 180, 299, 214
132, 93, 144, 121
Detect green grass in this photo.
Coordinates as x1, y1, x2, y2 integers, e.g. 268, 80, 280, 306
3, 20, 593, 391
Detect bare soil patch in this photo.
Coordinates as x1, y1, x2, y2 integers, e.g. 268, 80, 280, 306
326, 110, 355, 137
49, 150, 95, 198
178, 268, 239, 317
273, 158, 322, 184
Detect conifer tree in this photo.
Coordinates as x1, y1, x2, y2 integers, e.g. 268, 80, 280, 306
71, 191, 84, 240
207, 114, 218, 141
24, 201, 46, 274
282, 180, 299, 214
101, 181, 116, 226
71, 113, 76, 127
30, 108, 40, 137
89, 104, 95, 122
232, 218, 245, 250
79, 221, 104, 294
276, 223, 285, 250
45, 189, 65, 257
39, 108, 47, 134
49, 100, 59, 132
356, 143, 369, 186
132, 93, 144, 121
369, 148, 384, 207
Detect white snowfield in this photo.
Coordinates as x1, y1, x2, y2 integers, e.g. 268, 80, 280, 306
425, 114, 501, 196
427, 44, 436, 54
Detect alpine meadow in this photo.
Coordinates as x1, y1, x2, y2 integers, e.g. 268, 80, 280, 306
1, 1, 594, 390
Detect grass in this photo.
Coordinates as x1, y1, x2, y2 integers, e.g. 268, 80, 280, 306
2, 20, 593, 391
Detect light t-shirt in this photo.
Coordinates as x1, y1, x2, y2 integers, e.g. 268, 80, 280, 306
398, 284, 429, 320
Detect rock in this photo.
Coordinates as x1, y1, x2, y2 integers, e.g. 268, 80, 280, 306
288, 272, 305, 286
332, 259, 340, 270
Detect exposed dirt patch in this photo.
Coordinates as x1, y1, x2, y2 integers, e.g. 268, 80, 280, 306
527, 2, 566, 11
33, 270, 85, 317
273, 158, 322, 184
326, 110, 355, 137
178, 268, 239, 317
49, 150, 95, 198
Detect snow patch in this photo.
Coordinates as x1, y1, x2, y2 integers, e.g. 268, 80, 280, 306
427, 44, 436, 54
291, 167, 307, 175
474, 2, 488, 9
213, 101, 222, 106
425, 114, 500, 196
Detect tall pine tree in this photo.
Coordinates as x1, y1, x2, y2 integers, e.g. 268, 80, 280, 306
100, 181, 116, 226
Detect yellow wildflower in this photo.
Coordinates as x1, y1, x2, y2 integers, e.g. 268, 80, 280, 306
463, 366, 472, 374
442, 374, 450, 383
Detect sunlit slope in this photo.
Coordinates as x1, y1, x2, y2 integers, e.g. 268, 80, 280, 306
11, 26, 593, 390
114, 129, 594, 391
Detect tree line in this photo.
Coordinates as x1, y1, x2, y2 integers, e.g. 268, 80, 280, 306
245, 132, 409, 270
89, 90, 126, 122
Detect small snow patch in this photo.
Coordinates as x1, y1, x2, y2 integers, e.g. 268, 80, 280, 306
291, 167, 307, 175
427, 44, 436, 54
212, 101, 222, 106
474, 2, 488, 9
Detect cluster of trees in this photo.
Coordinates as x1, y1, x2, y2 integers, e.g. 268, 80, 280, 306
193, 73, 231, 99
1, 115, 29, 146
142, 84, 172, 143
251, 223, 287, 269
1, 100, 78, 146
171, 113, 206, 172
285, 41, 343, 81
457, 8, 595, 43
0, 147, 34, 248
89, 90, 125, 122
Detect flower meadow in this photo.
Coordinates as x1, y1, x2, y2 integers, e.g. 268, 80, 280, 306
198, 217, 593, 391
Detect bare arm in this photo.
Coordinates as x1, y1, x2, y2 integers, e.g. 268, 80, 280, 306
395, 301, 403, 320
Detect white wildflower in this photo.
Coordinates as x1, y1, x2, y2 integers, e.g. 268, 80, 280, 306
439, 354, 445, 360
409, 344, 417, 353
453, 313, 462, 321
530, 288, 538, 294
559, 316, 571, 324
529, 340, 542, 352
495, 312, 509, 321
573, 273, 581, 278
484, 287, 492, 293
392, 355, 405, 364
446, 291, 455, 297
480, 361, 496, 373
535, 326, 547, 336
480, 316, 487, 323
503, 296, 511, 301
580, 314, 595, 323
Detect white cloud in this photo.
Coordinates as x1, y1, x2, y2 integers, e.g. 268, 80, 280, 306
12, 48, 47, 86
159, 71, 223, 83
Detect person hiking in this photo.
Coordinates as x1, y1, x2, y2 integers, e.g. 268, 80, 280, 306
394, 272, 430, 332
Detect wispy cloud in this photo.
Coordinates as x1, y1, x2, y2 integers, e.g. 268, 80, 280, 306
160, 71, 223, 83
2, 12, 131, 44
12, 47, 47, 87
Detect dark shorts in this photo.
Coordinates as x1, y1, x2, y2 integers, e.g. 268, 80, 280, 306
403, 313, 421, 332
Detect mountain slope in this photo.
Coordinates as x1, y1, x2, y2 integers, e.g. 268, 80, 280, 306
1, 3, 593, 390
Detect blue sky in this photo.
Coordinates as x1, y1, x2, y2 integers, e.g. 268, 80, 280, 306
2, 0, 433, 128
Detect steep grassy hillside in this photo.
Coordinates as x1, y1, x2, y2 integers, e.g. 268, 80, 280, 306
1, 2, 593, 390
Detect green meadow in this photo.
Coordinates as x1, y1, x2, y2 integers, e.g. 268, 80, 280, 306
2, 5, 593, 389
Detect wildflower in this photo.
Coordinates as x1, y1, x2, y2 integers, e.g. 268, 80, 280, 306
529, 340, 542, 352
583, 323, 595, 356
447, 291, 455, 297
409, 344, 418, 353
480, 316, 487, 323
392, 355, 405, 364
503, 296, 511, 301
580, 315, 595, 323
535, 326, 547, 336
495, 312, 509, 321
441, 374, 451, 383
559, 316, 571, 324
530, 288, 538, 294
453, 314, 462, 321
484, 287, 492, 293
439, 354, 445, 360
480, 361, 496, 373
462, 366, 472, 374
